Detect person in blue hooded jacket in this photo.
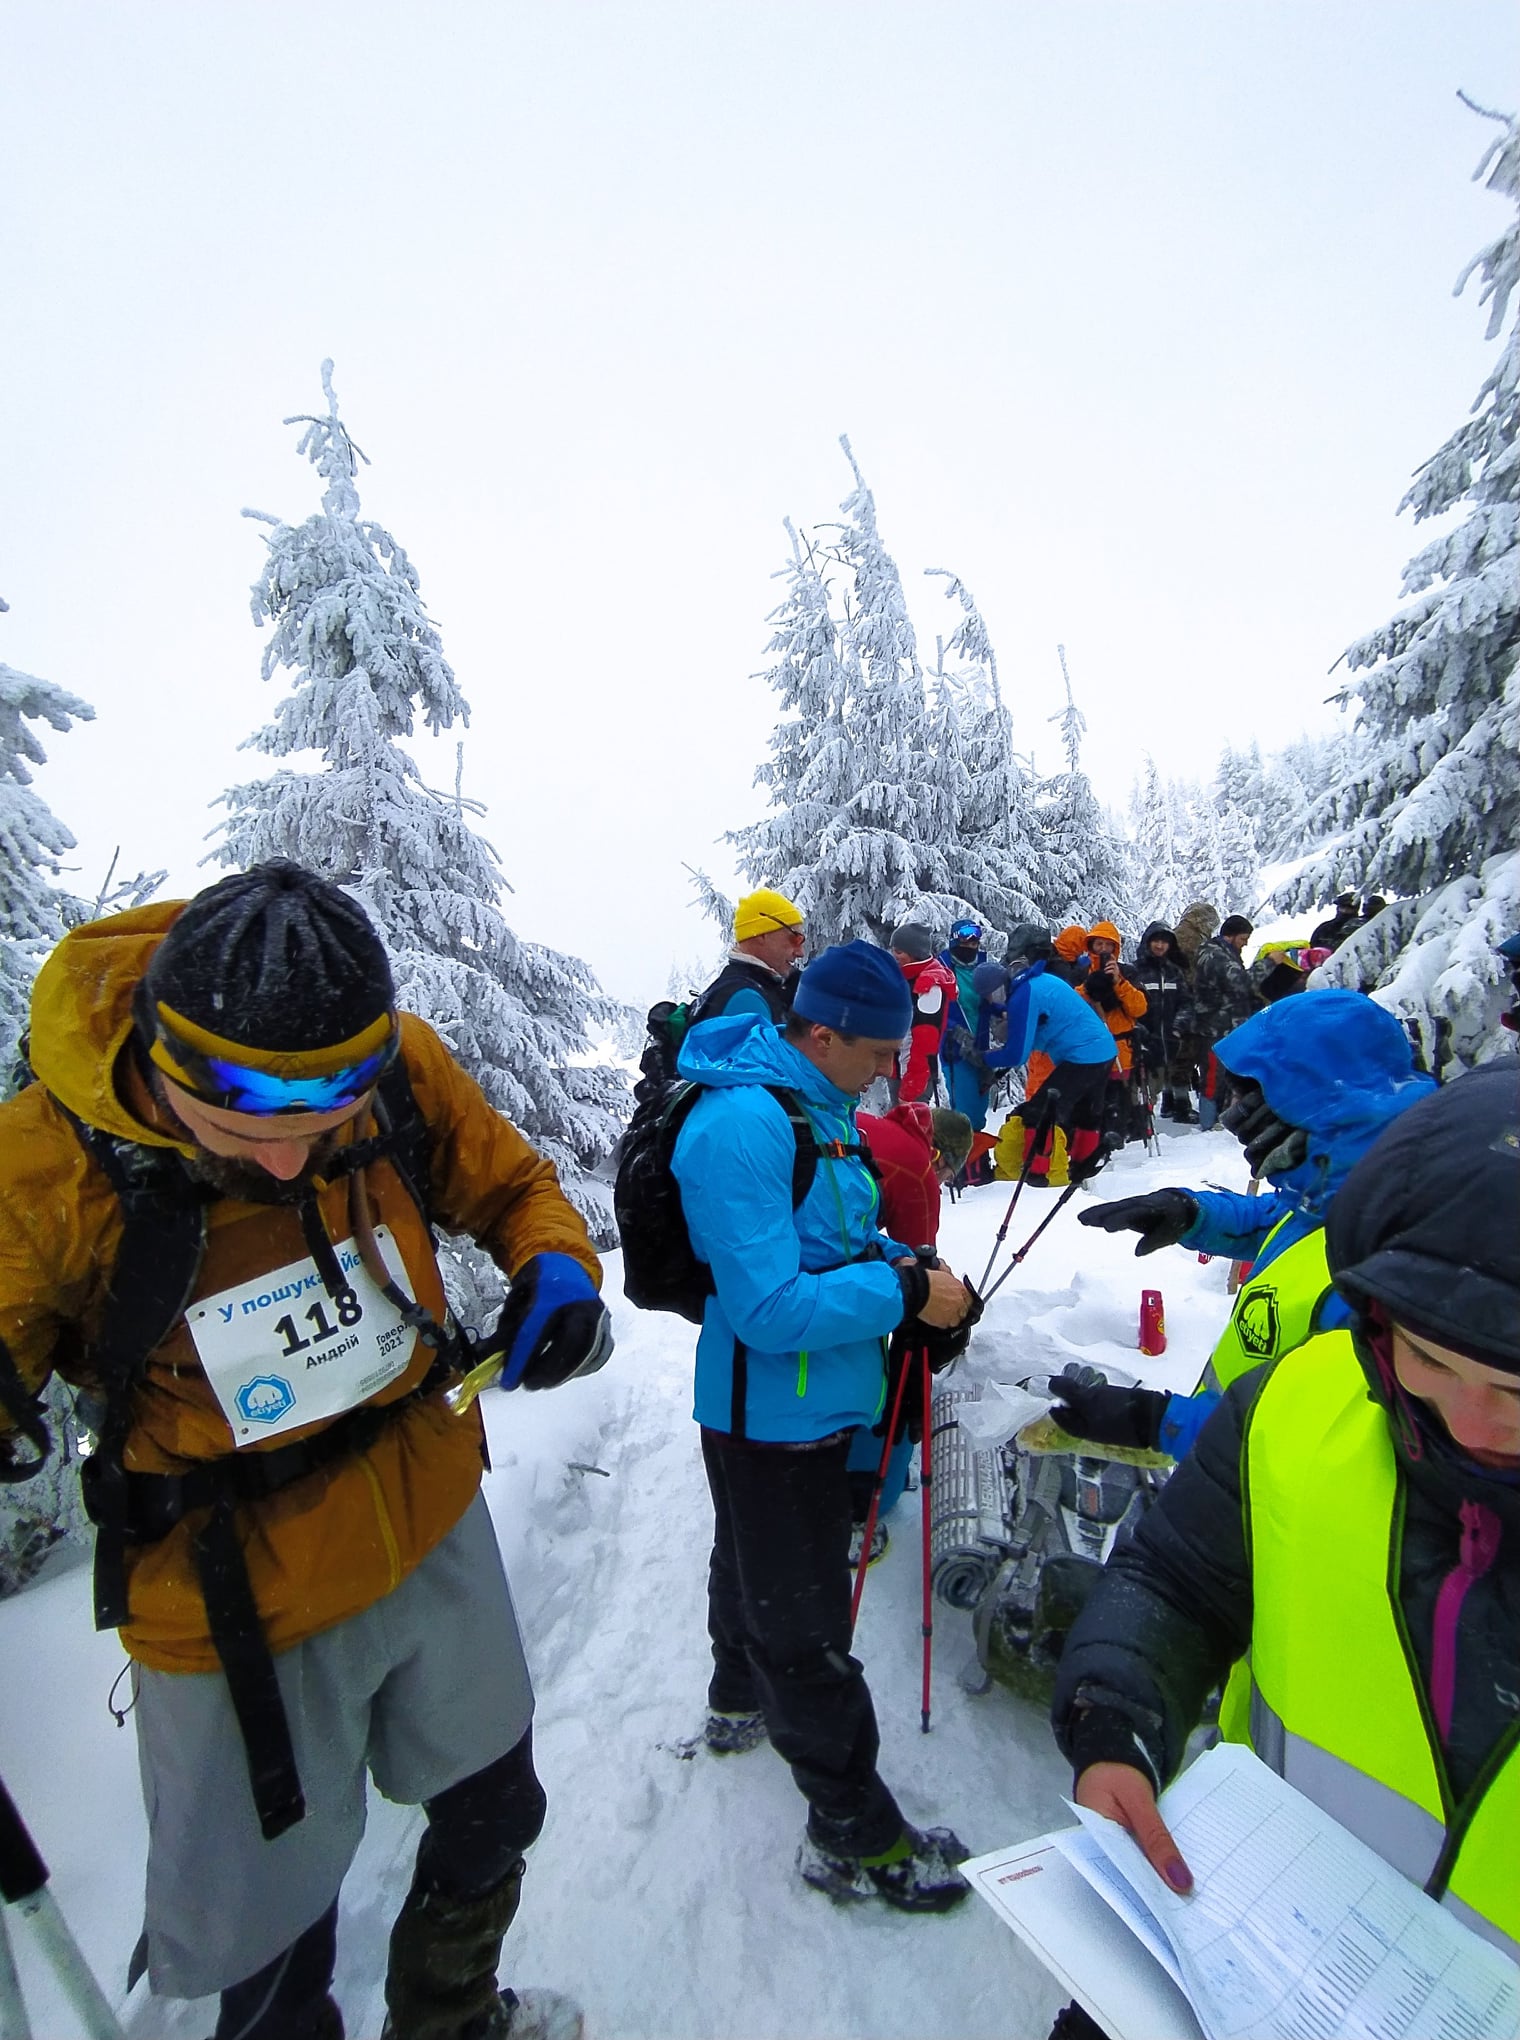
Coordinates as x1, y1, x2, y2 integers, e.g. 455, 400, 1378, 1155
1055, 990, 1437, 1459
671, 941, 975, 1914
973, 937, 1119, 1184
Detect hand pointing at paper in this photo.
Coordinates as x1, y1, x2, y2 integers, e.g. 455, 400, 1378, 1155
1074, 1764, 1194, 1895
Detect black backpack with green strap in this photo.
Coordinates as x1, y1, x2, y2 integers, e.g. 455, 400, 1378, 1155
614, 1078, 823, 1323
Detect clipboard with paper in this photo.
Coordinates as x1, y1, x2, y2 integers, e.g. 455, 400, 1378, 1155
963, 1743, 1520, 2040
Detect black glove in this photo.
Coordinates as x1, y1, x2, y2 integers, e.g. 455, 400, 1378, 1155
489, 1253, 614, 1391
1048, 1374, 1169, 1452
1219, 1081, 1310, 1178
1130, 1026, 1164, 1069
1086, 971, 1119, 1010
1077, 1188, 1198, 1254
1066, 1146, 1112, 1185
920, 1278, 985, 1374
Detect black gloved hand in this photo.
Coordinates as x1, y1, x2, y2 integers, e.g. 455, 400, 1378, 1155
1219, 1081, 1310, 1178
1086, 971, 1119, 1010
489, 1253, 614, 1391
919, 1278, 985, 1375
1048, 1375, 1169, 1452
1077, 1188, 1198, 1254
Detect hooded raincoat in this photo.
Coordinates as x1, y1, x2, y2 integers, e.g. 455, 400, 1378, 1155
0, 903, 601, 1673
1180, 991, 1437, 1266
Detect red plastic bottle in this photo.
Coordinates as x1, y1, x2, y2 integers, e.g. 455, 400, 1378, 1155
1139, 1289, 1167, 1356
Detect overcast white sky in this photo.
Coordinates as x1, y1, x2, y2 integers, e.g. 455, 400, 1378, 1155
3, 2, 1516, 1006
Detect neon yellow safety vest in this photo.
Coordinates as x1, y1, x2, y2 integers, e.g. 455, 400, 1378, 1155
1227, 1332, 1520, 1958
1199, 1218, 1331, 1396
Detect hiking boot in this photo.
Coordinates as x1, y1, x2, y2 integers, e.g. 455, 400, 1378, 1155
797, 1823, 971, 1913
847, 1519, 889, 1568
703, 1708, 768, 1755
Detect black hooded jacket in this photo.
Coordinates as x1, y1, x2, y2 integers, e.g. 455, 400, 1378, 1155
1128, 923, 1194, 1059
1052, 1064, 1520, 1808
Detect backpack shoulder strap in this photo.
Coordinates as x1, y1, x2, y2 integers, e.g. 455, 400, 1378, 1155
763, 1087, 825, 1209
51, 1103, 209, 1394
49, 1100, 210, 1630
372, 1057, 435, 1232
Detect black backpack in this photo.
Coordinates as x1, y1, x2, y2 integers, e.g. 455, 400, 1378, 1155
635, 998, 698, 1104
614, 1079, 822, 1323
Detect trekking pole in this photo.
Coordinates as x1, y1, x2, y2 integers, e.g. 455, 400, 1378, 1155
976, 1108, 1047, 1291
849, 1339, 920, 1633
982, 1181, 1082, 1303
919, 1356, 935, 1733
0, 1772, 126, 2040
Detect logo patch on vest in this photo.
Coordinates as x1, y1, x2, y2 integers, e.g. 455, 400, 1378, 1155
1236, 1286, 1281, 1360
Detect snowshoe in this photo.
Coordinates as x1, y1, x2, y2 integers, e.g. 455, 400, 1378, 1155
797, 1823, 971, 1913
703, 1707, 767, 1755
476, 1988, 584, 2040
847, 1519, 889, 1568
382, 1985, 583, 2040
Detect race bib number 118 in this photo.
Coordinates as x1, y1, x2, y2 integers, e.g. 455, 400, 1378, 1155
187, 1226, 419, 1446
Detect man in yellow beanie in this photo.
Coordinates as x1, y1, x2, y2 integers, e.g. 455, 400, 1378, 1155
690, 888, 806, 1029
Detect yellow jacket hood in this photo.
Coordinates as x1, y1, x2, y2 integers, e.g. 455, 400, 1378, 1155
27, 900, 191, 1146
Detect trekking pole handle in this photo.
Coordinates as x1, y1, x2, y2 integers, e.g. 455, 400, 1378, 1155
0, 1775, 47, 1906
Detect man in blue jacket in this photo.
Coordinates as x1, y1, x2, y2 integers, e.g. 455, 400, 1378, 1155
672, 941, 973, 1913
973, 938, 1119, 1184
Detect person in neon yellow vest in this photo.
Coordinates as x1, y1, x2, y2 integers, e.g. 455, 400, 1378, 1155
1051, 989, 1434, 1460
1052, 1064, 1520, 1960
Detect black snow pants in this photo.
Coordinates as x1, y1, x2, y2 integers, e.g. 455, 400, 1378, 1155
212, 1729, 547, 2040
701, 1425, 903, 1857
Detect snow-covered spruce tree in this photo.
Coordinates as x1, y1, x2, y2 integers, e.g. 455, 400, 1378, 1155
918, 569, 1045, 940
732, 443, 949, 946
1035, 649, 1133, 931
0, 599, 99, 1591
1284, 103, 1520, 1066
0, 602, 95, 1084
213, 362, 628, 1257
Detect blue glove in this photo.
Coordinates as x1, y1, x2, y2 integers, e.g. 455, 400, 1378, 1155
492, 1253, 613, 1392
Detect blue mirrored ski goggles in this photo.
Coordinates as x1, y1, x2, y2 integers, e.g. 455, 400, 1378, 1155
188, 1046, 395, 1116
146, 1002, 398, 1117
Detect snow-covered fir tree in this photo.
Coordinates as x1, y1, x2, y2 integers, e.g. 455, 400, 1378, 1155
732, 444, 950, 946
1036, 650, 1133, 930
0, 601, 94, 1083
213, 362, 628, 1253
1285, 103, 1520, 1066
917, 568, 1045, 940
1125, 754, 1191, 927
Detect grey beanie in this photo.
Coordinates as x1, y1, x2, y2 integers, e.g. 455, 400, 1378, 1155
889, 923, 936, 962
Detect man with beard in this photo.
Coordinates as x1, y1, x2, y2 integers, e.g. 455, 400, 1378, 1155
0, 862, 609, 2040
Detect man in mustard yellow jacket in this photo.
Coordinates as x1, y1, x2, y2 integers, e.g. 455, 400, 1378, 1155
0, 862, 609, 2040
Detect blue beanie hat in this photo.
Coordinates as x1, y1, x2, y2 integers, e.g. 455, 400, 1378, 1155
791, 941, 912, 1038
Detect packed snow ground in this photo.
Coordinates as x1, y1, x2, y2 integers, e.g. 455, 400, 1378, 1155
0, 1118, 1251, 2040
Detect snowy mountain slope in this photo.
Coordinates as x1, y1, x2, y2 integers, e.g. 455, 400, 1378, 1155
0, 1123, 1250, 2040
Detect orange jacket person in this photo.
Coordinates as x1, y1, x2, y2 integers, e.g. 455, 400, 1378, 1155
0, 863, 608, 2040
1077, 921, 1148, 1071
